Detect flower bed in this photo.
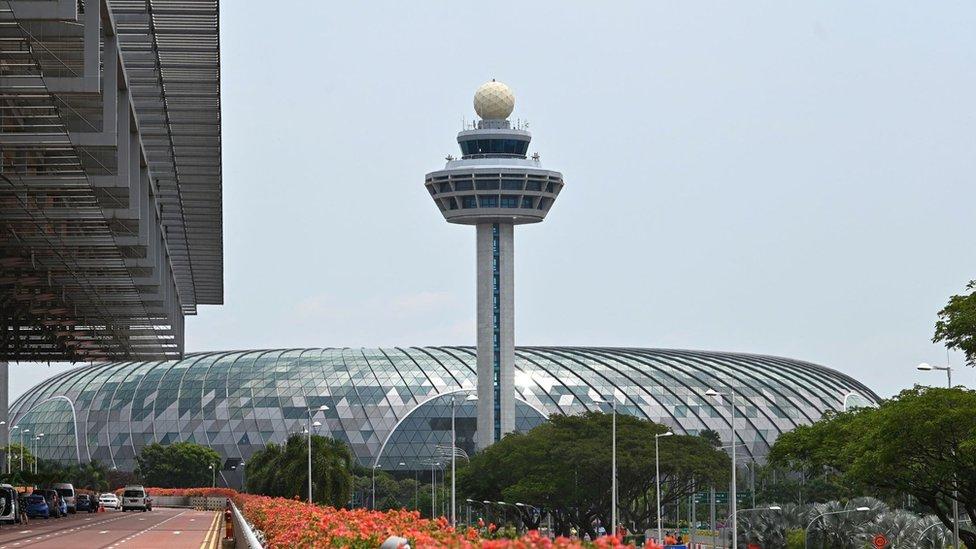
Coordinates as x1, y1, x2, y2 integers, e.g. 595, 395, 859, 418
235, 493, 655, 549
131, 488, 656, 549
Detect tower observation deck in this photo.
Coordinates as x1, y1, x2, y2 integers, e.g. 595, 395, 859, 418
425, 81, 564, 449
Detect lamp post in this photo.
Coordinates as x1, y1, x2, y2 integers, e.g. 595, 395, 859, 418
33, 433, 43, 473
655, 431, 674, 542
372, 464, 380, 510
450, 392, 477, 527
0, 421, 7, 474
706, 388, 737, 549
497, 501, 510, 526
11, 425, 18, 473
306, 404, 328, 505
593, 395, 618, 534
240, 460, 246, 493
21, 428, 28, 471
804, 506, 871, 549
917, 360, 960, 549
208, 463, 215, 488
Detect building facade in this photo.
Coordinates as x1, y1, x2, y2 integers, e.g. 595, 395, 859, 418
10, 347, 877, 485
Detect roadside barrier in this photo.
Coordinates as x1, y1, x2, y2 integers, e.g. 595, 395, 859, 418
229, 499, 265, 548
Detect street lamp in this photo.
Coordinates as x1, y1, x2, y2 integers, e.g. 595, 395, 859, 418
240, 460, 246, 493
306, 404, 328, 504
208, 463, 216, 488
706, 388, 738, 549
33, 433, 44, 474
592, 394, 618, 534
11, 425, 19, 472
804, 506, 871, 549
450, 392, 477, 527
372, 464, 380, 510
654, 431, 674, 542
497, 501, 510, 525
917, 360, 960, 549
0, 420, 7, 474
21, 428, 29, 472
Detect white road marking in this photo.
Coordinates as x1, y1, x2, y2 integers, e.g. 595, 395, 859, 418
99, 530, 109, 533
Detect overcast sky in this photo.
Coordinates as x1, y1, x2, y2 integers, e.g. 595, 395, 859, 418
11, 1, 976, 400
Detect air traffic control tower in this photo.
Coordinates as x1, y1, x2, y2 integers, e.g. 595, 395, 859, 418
425, 81, 564, 449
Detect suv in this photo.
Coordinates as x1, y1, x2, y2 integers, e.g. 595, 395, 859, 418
0, 484, 18, 523
53, 483, 76, 514
121, 485, 148, 512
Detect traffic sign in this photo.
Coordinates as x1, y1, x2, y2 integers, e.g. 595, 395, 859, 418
714, 492, 729, 504
872, 534, 888, 548
694, 492, 711, 504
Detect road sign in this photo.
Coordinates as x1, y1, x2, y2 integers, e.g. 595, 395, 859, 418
872, 534, 888, 548
736, 491, 752, 503
694, 492, 711, 504
714, 492, 729, 504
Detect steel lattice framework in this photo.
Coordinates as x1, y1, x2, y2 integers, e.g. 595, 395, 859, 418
10, 346, 878, 475
0, 0, 222, 361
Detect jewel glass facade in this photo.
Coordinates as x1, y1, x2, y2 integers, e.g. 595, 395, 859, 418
9, 347, 878, 482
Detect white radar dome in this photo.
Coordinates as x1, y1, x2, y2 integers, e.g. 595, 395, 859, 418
473, 80, 515, 120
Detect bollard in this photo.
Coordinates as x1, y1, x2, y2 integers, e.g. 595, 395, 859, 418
224, 502, 234, 540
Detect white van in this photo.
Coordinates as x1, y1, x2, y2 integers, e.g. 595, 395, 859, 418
52, 483, 76, 514
121, 485, 148, 512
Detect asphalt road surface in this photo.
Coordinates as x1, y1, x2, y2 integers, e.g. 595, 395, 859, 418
0, 507, 221, 549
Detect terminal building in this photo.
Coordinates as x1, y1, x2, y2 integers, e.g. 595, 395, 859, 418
10, 346, 878, 484
1, 0, 223, 468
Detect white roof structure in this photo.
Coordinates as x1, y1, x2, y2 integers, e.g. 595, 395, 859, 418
0, 0, 222, 361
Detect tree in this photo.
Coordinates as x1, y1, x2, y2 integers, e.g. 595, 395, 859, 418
245, 434, 352, 507
934, 280, 976, 367
457, 412, 730, 539
698, 428, 722, 448
769, 386, 976, 548
135, 442, 221, 488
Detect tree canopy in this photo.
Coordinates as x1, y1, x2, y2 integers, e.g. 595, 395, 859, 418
135, 441, 222, 488
457, 411, 730, 538
768, 386, 976, 548
935, 280, 976, 367
245, 434, 352, 507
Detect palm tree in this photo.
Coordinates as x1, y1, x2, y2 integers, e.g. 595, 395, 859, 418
245, 434, 353, 506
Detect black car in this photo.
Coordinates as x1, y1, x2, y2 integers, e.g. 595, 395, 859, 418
76, 494, 96, 513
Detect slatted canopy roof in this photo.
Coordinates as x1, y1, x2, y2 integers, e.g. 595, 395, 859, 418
0, 0, 222, 361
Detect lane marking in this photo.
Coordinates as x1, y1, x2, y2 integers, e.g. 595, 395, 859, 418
199, 511, 221, 549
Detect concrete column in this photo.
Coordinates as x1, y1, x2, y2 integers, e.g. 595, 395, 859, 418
497, 224, 515, 438
0, 361, 7, 473
474, 224, 515, 450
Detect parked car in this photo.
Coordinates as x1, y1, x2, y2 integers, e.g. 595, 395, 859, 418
53, 483, 76, 514
99, 493, 120, 510
76, 494, 96, 513
0, 484, 18, 524
24, 493, 49, 519
34, 489, 62, 518
121, 485, 148, 512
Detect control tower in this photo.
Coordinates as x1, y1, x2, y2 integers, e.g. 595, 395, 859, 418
425, 81, 564, 449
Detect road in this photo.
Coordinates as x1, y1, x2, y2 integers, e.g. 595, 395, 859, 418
0, 507, 222, 549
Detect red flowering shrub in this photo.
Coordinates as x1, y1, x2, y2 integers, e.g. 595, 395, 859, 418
235, 493, 644, 549
114, 487, 237, 498
130, 488, 649, 548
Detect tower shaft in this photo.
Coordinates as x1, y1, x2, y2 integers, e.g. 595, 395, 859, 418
476, 223, 515, 449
